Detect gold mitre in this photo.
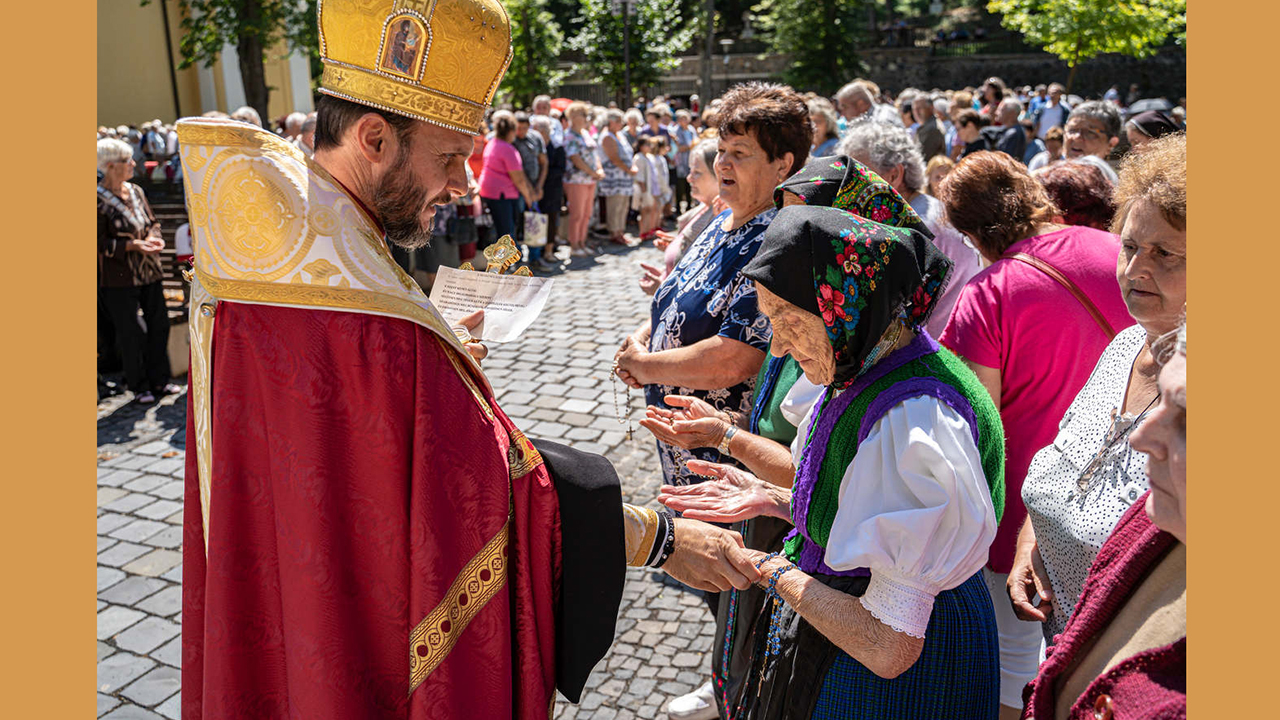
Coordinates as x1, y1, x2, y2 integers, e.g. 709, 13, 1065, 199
318, 0, 512, 135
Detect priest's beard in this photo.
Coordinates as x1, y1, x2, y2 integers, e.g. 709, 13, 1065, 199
373, 142, 451, 250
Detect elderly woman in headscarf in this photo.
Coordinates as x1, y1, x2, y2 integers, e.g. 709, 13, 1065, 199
661, 197, 1005, 719
645, 155, 944, 719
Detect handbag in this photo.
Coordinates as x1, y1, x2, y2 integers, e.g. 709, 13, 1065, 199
523, 203, 548, 247
1002, 251, 1116, 340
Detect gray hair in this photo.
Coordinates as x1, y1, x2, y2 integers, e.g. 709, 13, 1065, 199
301, 113, 318, 134
933, 97, 950, 115
837, 122, 926, 193
605, 108, 625, 126
532, 94, 552, 111
675, 109, 691, 121
693, 137, 719, 173
285, 112, 307, 132
624, 108, 644, 125
97, 138, 134, 172
835, 81, 874, 104
807, 99, 840, 141
1069, 100, 1122, 139
529, 116, 553, 136
231, 105, 263, 127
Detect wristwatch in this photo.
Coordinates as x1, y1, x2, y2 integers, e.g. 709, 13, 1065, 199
717, 424, 738, 455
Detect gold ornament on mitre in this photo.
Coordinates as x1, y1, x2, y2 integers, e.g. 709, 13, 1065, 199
317, 0, 513, 135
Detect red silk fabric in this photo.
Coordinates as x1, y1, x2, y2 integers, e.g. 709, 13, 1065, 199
182, 302, 561, 719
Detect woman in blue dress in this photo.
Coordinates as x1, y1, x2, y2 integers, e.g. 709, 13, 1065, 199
613, 82, 814, 487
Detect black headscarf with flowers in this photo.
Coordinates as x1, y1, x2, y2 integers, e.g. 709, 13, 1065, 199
774, 154, 932, 239
743, 204, 952, 389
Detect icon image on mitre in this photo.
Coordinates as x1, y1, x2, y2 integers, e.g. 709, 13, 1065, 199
379, 14, 428, 79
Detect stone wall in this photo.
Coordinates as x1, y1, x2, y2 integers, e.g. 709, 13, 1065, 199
859, 46, 1187, 101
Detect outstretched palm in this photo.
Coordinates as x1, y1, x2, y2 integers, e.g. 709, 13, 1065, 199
658, 460, 791, 524
641, 395, 728, 450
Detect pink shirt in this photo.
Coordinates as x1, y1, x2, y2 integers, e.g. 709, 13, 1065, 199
478, 138, 522, 200
939, 226, 1135, 572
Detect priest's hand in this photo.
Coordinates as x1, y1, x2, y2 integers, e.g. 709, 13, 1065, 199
659, 460, 792, 524
458, 310, 488, 363
662, 518, 760, 592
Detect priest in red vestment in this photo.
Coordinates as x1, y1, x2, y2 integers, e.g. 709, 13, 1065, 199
177, 2, 760, 719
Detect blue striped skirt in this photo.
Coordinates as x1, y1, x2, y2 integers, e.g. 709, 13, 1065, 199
743, 571, 1000, 720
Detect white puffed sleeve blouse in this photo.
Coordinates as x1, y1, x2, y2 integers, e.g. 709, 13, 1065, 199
786, 386, 998, 638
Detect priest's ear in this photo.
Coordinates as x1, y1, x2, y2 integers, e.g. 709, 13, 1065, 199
312, 94, 415, 166
350, 113, 409, 167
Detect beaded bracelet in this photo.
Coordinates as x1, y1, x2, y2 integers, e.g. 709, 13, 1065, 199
754, 551, 781, 570
764, 563, 797, 656
649, 510, 677, 569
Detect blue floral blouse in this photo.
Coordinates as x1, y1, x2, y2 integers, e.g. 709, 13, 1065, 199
647, 208, 776, 485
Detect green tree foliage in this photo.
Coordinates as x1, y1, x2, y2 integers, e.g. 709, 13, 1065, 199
500, 0, 568, 107
753, 0, 866, 96
569, 0, 698, 103
143, 0, 317, 122
987, 0, 1186, 92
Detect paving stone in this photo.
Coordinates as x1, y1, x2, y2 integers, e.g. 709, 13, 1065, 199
103, 493, 158, 514
137, 586, 183, 617
99, 487, 128, 506
98, 652, 155, 693
123, 474, 170, 493
106, 454, 159, 471
98, 605, 146, 640
133, 440, 174, 456
101, 704, 166, 720
98, 537, 119, 553
98, 469, 143, 487
98, 513, 134, 535
100, 576, 168, 606
99, 542, 152, 568
165, 510, 184, 525
151, 480, 185, 501
98, 566, 126, 593
152, 635, 182, 668
98, 641, 115, 662
161, 564, 182, 583
120, 665, 181, 706
144, 457, 186, 476
123, 549, 184, 578
559, 412, 597, 428
155, 693, 181, 720
109, 519, 169, 544
143, 526, 184, 549
116, 616, 181, 654
136, 499, 183, 520
558, 398, 598, 414
98, 693, 121, 716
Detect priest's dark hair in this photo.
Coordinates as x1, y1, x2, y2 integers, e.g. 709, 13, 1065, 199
314, 94, 417, 152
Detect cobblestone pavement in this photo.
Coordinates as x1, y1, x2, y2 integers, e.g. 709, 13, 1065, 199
97, 241, 716, 719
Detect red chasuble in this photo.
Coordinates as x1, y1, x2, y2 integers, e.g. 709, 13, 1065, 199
181, 302, 561, 719
175, 120, 629, 719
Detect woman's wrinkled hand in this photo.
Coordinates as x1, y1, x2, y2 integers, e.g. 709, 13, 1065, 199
1007, 538, 1054, 622
658, 460, 788, 524
639, 395, 730, 450
614, 336, 647, 389
661, 518, 760, 592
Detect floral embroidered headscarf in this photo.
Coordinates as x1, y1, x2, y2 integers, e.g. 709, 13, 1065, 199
743, 205, 952, 389
774, 154, 931, 238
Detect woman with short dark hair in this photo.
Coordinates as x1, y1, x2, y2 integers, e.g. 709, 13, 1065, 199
617, 81, 811, 488
1035, 159, 1117, 231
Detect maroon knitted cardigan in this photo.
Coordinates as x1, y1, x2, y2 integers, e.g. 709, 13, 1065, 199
1022, 492, 1186, 720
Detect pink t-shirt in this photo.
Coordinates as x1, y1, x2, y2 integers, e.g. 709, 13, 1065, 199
939, 226, 1135, 572
478, 138, 522, 200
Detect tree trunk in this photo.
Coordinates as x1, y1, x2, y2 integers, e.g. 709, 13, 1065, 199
237, 1, 270, 124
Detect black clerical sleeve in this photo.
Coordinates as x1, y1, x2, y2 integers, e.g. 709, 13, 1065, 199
531, 439, 626, 704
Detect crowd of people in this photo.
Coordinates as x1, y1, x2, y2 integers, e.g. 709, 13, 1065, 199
99, 70, 1186, 719
600, 78, 1186, 720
